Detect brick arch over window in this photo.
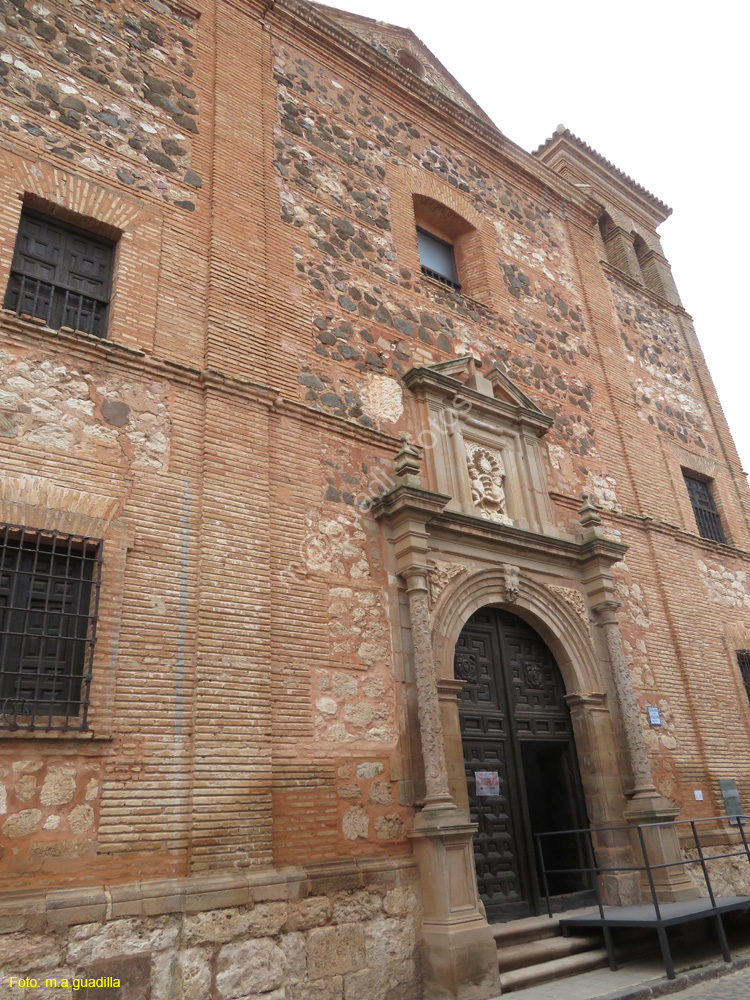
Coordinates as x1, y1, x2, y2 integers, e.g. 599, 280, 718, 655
0, 149, 163, 353
405, 173, 494, 305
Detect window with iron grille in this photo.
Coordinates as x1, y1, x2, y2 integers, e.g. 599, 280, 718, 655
3, 209, 114, 339
738, 651, 750, 704
0, 525, 102, 732
683, 472, 725, 543
417, 227, 461, 292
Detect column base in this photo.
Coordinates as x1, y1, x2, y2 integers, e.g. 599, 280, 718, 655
625, 794, 700, 903
410, 814, 501, 1000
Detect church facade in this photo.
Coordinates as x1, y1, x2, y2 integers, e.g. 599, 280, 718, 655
0, 0, 749, 997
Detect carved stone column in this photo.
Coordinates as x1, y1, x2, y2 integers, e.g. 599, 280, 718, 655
579, 496, 699, 903
403, 568, 454, 812
597, 602, 658, 799
373, 441, 500, 1000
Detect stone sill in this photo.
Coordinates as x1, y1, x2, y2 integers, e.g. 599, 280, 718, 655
419, 273, 491, 314
0, 855, 418, 935
0, 729, 112, 742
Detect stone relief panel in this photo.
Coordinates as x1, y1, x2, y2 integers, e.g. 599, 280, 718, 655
464, 442, 512, 525
428, 560, 467, 606
548, 585, 591, 629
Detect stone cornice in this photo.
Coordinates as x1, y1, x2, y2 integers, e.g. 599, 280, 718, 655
371, 483, 451, 524
429, 509, 627, 569
534, 128, 671, 228
550, 491, 750, 563
269, 0, 603, 223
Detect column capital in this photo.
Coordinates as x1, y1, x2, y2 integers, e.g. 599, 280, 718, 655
591, 599, 621, 626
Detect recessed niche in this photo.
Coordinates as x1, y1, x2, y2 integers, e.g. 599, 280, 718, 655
397, 48, 426, 78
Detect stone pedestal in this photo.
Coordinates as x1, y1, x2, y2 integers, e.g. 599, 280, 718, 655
625, 795, 700, 903
410, 812, 501, 1000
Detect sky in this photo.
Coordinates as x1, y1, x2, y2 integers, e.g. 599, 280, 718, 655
322, 0, 750, 476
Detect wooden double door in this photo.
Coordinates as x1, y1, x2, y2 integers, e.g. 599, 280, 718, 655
455, 608, 592, 922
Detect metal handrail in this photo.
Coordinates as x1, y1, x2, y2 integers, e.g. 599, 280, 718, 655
534, 814, 750, 980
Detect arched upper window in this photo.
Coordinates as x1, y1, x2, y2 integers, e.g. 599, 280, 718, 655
413, 194, 487, 301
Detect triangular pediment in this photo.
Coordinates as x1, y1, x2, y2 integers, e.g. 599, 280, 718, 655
402, 356, 552, 436
484, 366, 547, 417
314, 4, 495, 126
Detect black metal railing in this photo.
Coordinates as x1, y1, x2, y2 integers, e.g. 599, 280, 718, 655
535, 815, 750, 979
420, 264, 461, 293
5, 272, 109, 339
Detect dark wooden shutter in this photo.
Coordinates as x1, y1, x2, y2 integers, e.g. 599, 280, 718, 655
683, 473, 725, 543
3, 210, 114, 338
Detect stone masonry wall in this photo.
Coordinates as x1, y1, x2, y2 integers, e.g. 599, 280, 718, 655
0, 862, 422, 1000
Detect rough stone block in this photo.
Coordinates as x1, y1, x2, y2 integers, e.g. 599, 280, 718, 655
364, 916, 415, 966
183, 906, 256, 946
2, 809, 42, 837
215, 937, 285, 999
343, 958, 418, 1000
307, 924, 366, 980
0, 932, 63, 970
285, 896, 331, 931
177, 946, 212, 1000
341, 806, 369, 841
66, 916, 180, 965
75, 954, 151, 1000
288, 976, 343, 1000
331, 889, 382, 924
383, 888, 418, 918
40, 767, 77, 807
280, 931, 306, 982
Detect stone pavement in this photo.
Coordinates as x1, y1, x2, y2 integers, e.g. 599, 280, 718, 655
674, 966, 750, 998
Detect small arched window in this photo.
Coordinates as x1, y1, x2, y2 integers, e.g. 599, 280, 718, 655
413, 195, 488, 301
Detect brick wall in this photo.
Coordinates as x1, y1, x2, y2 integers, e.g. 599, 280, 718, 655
0, 0, 749, 912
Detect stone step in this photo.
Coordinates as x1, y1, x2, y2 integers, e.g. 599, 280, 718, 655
498, 947, 611, 993
496, 932, 603, 972
491, 914, 562, 947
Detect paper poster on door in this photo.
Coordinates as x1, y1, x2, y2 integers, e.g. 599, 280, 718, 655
475, 770, 500, 796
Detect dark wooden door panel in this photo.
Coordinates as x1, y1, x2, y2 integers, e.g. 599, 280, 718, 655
457, 608, 590, 921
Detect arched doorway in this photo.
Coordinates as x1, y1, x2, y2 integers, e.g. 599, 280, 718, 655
455, 607, 592, 922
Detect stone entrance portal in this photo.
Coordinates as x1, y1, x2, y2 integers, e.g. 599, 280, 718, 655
456, 607, 592, 922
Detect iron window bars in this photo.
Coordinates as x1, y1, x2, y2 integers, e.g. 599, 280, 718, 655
416, 227, 461, 292
0, 524, 103, 732
683, 472, 725, 543
3, 209, 114, 339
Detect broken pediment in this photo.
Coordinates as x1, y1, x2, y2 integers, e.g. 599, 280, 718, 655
401, 358, 558, 535
403, 355, 553, 437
